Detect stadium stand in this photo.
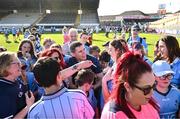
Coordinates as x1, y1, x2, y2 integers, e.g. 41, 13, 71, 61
81, 10, 99, 25
0, 12, 10, 20
0, 13, 41, 27
149, 12, 180, 34
0, 0, 100, 28
38, 11, 77, 26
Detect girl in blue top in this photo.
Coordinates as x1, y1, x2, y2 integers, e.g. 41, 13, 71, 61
158, 35, 180, 89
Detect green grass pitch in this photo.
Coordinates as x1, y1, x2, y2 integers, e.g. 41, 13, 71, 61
0, 33, 179, 61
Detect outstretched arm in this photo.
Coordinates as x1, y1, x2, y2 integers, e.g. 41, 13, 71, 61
60, 60, 93, 79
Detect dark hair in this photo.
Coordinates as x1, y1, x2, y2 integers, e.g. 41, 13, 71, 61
110, 39, 128, 59
18, 39, 37, 58
99, 50, 111, 62
111, 52, 158, 118
89, 46, 100, 54
33, 57, 61, 87
0, 46, 7, 52
75, 69, 95, 87
43, 38, 54, 46
70, 41, 83, 53
50, 44, 62, 51
80, 32, 88, 39
40, 48, 66, 69
159, 35, 180, 63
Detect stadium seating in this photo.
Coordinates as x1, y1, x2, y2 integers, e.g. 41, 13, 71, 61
38, 11, 76, 25
0, 13, 41, 26
0, 0, 100, 28
81, 10, 99, 25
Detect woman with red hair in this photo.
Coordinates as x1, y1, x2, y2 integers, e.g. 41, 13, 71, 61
40, 48, 66, 69
101, 52, 159, 118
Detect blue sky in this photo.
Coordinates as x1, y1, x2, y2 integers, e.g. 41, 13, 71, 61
98, 0, 180, 16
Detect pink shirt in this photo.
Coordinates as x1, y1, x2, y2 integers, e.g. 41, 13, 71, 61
63, 34, 70, 44
101, 101, 160, 119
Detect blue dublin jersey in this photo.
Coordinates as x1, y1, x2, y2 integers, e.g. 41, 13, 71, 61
153, 85, 180, 118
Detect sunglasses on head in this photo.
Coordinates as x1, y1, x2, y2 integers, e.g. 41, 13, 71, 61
133, 83, 156, 95
159, 74, 173, 80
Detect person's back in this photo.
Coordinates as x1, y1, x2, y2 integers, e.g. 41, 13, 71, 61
28, 87, 94, 118
28, 57, 94, 118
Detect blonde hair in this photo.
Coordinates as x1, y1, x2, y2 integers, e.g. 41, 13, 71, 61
0, 52, 16, 77
69, 28, 78, 36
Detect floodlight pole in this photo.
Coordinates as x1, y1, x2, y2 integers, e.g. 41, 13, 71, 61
79, 0, 82, 25
39, 0, 42, 14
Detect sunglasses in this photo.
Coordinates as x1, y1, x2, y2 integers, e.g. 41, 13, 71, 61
53, 57, 60, 61
159, 74, 173, 80
133, 83, 156, 95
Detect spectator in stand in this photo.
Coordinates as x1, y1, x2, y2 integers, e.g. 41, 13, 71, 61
158, 35, 180, 89
101, 52, 159, 119
152, 60, 180, 118
0, 52, 35, 118
62, 28, 78, 55
89, 45, 101, 59
127, 25, 148, 56
28, 57, 94, 118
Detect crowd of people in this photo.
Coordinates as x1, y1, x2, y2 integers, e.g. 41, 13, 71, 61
0, 25, 180, 118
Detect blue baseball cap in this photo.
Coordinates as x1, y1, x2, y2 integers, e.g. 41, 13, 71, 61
152, 60, 174, 77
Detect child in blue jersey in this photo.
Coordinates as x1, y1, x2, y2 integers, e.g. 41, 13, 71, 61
152, 60, 180, 118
